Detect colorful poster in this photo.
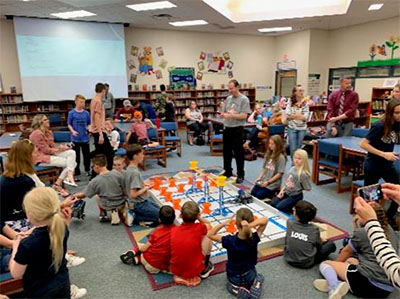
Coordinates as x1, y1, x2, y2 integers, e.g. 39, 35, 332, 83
131, 46, 139, 56
130, 73, 137, 83
223, 52, 230, 60
138, 46, 154, 75
155, 70, 163, 79
228, 71, 234, 79
127, 60, 136, 70
199, 52, 206, 60
197, 72, 203, 80
169, 67, 196, 88
197, 61, 205, 71
156, 46, 164, 56
227, 61, 234, 69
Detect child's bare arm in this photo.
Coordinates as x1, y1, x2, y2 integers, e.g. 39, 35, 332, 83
138, 241, 151, 253
207, 219, 230, 243
74, 192, 86, 199
249, 217, 268, 238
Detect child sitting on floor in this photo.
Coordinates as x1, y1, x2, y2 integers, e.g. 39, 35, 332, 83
208, 208, 268, 299
74, 154, 126, 225
170, 201, 214, 287
251, 135, 287, 201
124, 144, 160, 226
126, 111, 158, 147
284, 200, 336, 268
120, 205, 176, 273
314, 203, 398, 299
113, 155, 126, 173
270, 149, 312, 213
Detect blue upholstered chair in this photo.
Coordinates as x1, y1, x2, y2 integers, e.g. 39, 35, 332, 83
351, 128, 368, 138
53, 131, 71, 143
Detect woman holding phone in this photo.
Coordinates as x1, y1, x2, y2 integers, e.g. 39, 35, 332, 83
360, 99, 400, 228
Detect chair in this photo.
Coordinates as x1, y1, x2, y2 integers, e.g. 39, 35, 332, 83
35, 165, 62, 184
53, 131, 71, 143
186, 124, 207, 145
48, 114, 63, 124
315, 140, 360, 193
114, 131, 127, 156
0, 272, 23, 296
141, 128, 167, 170
351, 128, 368, 138
161, 122, 182, 157
209, 122, 223, 156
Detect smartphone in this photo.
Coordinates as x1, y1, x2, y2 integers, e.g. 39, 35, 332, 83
357, 184, 384, 202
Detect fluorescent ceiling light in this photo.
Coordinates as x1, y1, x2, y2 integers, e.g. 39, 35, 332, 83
203, 0, 353, 23
126, 1, 176, 11
169, 20, 208, 27
258, 26, 292, 33
368, 3, 384, 11
51, 10, 96, 19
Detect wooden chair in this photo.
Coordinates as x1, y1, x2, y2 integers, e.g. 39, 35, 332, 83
186, 128, 206, 145
315, 140, 360, 193
35, 165, 62, 184
161, 121, 182, 157
0, 273, 23, 296
208, 122, 223, 156
141, 128, 167, 170
351, 128, 368, 138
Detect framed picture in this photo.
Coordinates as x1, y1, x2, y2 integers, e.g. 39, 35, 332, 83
155, 70, 163, 79
131, 46, 139, 56
199, 52, 206, 60
223, 52, 230, 60
227, 61, 234, 69
228, 71, 234, 79
197, 61, 205, 71
197, 72, 203, 80
156, 47, 164, 56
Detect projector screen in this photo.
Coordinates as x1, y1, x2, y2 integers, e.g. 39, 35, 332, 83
14, 17, 128, 101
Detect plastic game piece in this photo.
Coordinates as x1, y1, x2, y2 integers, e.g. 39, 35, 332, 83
172, 198, 181, 210
189, 160, 198, 170
165, 192, 173, 202
160, 186, 167, 196
188, 176, 193, 185
196, 181, 203, 189
169, 178, 176, 188
217, 175, 226, 187
226, 220, 236, 234
153, 178, 162, 190
210, 180, 217, 187
202, 202, 212, 214
177, 184, 185, 193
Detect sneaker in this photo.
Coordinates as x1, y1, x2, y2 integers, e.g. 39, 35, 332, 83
218, 170, 233, 178
120, 251, 140, 265
99, 210, 109, 223
125, 210, 134, 226
70, 284, 87, 299
313, 279, 329, 293
328, 282, 349, 299
236, 176, 244, 184
66, 254, 86, 267
249, 273, 264, 299
199, 262, 214, 279
111, 210, 120, 225
226, 282, 251, 299
173, 275, 201, 287
85, 172, 91, 177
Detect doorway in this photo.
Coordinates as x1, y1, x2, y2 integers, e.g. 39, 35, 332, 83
275, 70, 297, 97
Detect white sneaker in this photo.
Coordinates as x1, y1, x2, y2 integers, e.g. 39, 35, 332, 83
125, 210, 134, 226
66, 253, 86, 267
328, 282, 349, 299
111, 210, 120, 225
313, 279, 329, 293
70, 284, 87, 299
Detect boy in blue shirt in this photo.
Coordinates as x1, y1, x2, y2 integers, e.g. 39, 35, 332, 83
68, 94, 91, 176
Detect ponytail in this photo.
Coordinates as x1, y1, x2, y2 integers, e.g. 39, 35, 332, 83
373, 204, 392, 243
49, 212, 66, 272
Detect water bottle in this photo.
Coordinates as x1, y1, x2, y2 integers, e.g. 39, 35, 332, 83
256, 114, 262, 126
156, 117, 161, 129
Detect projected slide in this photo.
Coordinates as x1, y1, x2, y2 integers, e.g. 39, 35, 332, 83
14, 17, 128, 101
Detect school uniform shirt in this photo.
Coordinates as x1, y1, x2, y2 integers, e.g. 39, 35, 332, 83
84, 170, 126, 209
143, 224, 176, 271
349, 227, 399, 286
260, 154, 286, 190
14, 226, 70, 297
284, 220, 322, 267
67, 109, 91, 143
281, 166, 312, 196
223, 94, 251, 128
170, 222, 207, 278
364, 120, 398, 171
222, 232, 260, 276
124, 165, 148, 203
285, 100, 309, 130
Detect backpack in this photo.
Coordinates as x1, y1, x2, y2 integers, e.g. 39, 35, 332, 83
195, 136, 205, 146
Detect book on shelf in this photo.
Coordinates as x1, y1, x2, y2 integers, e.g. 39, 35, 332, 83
2, 95, 23, 104
4, 105, 29, 114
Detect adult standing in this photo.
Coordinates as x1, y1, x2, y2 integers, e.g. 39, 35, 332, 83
326, 77, 359, 137
102, 83, 115, 119
283, 85, 309, 162
360, 99, 400, 228
220, 79, 251, 184
185, 100, 208, 145
30, 114, 77, 189
90, 83, 114, 171
154, 84, 167, 119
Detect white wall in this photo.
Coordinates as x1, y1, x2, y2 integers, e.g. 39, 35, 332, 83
125, 27, 276, 100
308, 29, 330, 94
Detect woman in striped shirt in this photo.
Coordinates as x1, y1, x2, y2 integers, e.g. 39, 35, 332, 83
355, 184, 400, 289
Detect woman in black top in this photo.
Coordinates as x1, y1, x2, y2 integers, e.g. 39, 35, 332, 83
360, 99, 400, 227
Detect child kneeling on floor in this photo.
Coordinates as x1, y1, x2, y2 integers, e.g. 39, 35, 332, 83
170, 201, 214, 287
75, 154, 126, 225
120, 205, 175, 273
208, 208, 268, 299
284, 200, 336, 268
124, 144, 160, 226
270, 149, 312, 213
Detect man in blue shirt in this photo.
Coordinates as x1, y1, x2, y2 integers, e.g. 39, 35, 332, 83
68, 94, 91, 176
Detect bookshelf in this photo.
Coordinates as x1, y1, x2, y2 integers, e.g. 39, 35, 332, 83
0, 93, 73, 132
307, 102, 371, 128
125, 88, 256, 126
370, 87, 393, 116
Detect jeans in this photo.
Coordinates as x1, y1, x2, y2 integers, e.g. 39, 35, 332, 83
134, 197, 160, 222
223, 126, 245, 178
251, 185, 277, 200
287, 128, 306, 162
0, 247, 11, 274
270, 192, 303, 214
227, 268, 257, 287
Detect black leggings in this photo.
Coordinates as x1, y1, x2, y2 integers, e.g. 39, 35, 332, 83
92, 132, 114, 171
188, 122, 208, 137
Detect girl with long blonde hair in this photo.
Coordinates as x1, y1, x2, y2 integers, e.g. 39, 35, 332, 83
271, 149, 312, 213
9, 187, 71, 298
207, 208, 268, 298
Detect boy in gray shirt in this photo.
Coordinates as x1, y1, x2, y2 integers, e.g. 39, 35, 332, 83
75, 154, 126, 225
284, 200, 336, 268
124, 144, 160, 225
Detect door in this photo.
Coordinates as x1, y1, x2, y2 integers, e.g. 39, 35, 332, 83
275, 70, 297, 97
